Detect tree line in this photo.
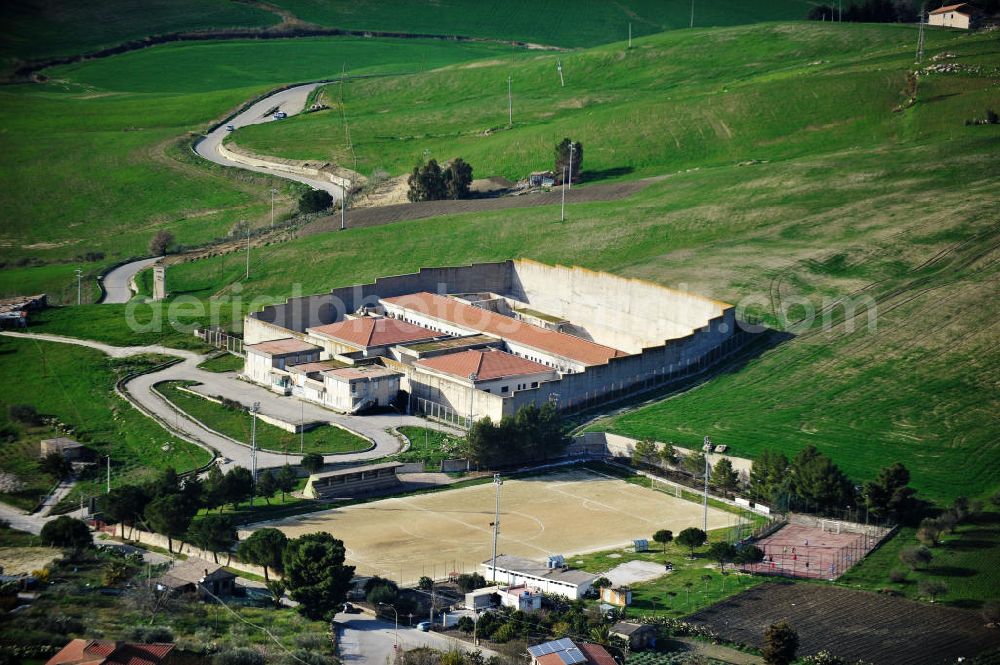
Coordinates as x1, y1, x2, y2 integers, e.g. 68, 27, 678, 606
463, 403, 568, 468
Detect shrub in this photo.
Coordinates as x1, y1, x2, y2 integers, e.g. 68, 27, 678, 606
490, 623, 516, 643
367, 584, 398, 606
455, 572, 486, 593
125, 626, 174, 643
299, 190, 333, 214
8, 404, 41, 425
918, 579, 948, 602
301, 452, 324, 474
417, 576, 433, 590
148, 230, 174, 256
40, 516, 92, 551
213, 648, 264, 665
888, 569, 907, 584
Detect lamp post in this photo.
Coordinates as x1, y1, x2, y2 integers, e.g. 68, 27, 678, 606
250, 401, 260, 508
379, 602, 398, 652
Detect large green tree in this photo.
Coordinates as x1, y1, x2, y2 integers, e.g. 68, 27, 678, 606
256, 470, 277, 505
675, 527, 707, 558
40, 516, 92, 552
98, 484, 150, 538
221, 466, 254, 510
864, 462, 918, 523
712, 458, 740, 494
788, 446, 853, 515
464, 403, 567, 468
144, 493, 197, 553
762, 621, 798, 665
749, 449, 789, 505
554, 138, 583, 185
443, 158, 474, 199
407, 159, 447, 202
282, 532, 356, 620
238, 527, 288, 582
275, 464, 297, 502
187, 514, 238, 564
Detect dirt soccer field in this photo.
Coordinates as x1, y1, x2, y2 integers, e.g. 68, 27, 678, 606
260, 467, 732, 584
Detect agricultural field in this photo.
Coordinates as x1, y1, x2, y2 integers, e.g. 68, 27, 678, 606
0, 337, 211, 509
154, 380, 370, 455
687, 583, 1000, 664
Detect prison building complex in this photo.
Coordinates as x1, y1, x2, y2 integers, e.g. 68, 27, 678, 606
243, 260, 749, 426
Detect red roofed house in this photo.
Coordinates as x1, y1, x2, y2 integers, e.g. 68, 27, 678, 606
928, 3, 981, 29
306, 316, 439, 358
243, 337, 321, 391
46, 639, 175, 665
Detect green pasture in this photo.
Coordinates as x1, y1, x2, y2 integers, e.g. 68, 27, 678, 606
229, 24, 983, 180
0, 337, 211, 505
155, 380, 370, 455
197, 352, 245, 373
389, 425, 465, 469
271, 0, 815, 47
0, 37, 514, 300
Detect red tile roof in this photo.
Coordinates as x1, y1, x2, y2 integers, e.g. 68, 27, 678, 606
577, 643, 618, 665
47, 640, 174, 665
309, 317, 437, 349
930, 3, 971, 13
245, 337, 319, 356
382, 293, 626, 366
416, 348, 554, 382
535, 654, 565, 665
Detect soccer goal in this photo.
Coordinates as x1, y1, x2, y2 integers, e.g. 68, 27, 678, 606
820, 519, 842, 534
651, 477, 683, 498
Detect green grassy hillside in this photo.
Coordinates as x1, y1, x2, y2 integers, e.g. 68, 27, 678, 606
228, 24, 986, 182
134, 23, 998, 504
0, 37, 511, 301
271, 0, 814, 47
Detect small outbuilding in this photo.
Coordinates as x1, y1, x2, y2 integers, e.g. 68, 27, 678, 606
39, 437, 86, 461
610, 622, 658, 651
303, 461, 402, 500
157, 561, 236, 599
599, 585, 632, 607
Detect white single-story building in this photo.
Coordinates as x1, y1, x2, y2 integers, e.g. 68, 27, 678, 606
928, 3, 980, 29
500, 585, 543, 612
244, 338, 321, 390
482, 555, 596, 600
321, 365, 401, 413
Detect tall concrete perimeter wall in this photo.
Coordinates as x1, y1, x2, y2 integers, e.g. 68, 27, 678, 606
511, 259, 732, 354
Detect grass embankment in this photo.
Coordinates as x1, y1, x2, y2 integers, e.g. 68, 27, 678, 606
232, 24, 975, 181
837, 512, 1000, 609
197, 353, 245, 373
389, 426, 465, 469
0, 417, 63, 511
0, 337, 211, 509
155, 380, 369, 455
0, 37, 513, 300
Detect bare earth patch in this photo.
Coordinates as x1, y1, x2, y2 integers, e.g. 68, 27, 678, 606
0, 547, 60, 575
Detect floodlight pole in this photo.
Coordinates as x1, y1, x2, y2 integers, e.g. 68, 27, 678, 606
703, 436, 711, 532
300, 400, 304, 453
491, 474, 503, 584
250, 401, 260, 508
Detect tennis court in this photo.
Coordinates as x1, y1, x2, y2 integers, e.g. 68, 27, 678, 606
256, 467, 733, 585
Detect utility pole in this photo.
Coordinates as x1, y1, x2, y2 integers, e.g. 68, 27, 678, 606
628, 23, 632, 48
703, 436, 711, 532
916, 4, 926, 64
491, 474, 503, 584
557, 59, 564, 87
560, 166, 567, 221
270, 188, 277, 230
250, 401, 260, 508
75, 269, 83, 305
507, 76, 513, 126
106, 455, 111, 493
839, 0, 843, 22
690, 0, 695, 29
568, 142, 575, 189
244, 221, 250, 280
340, 181, 348, 231
300, 400, 304, 454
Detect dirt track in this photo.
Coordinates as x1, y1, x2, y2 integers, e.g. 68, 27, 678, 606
301, 176, 666, 236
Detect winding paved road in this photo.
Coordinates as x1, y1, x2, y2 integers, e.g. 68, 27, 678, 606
100, 256, 162, 304
0, 331, 460, 471
195, 82, 343, 197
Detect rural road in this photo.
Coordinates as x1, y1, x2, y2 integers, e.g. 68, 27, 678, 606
0, 331, 460, 471
195, 82, 343, 197
100, 256, 162, 304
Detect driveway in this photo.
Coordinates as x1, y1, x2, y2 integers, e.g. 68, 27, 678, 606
100, 256, 162, 304
0, 332, 460, 472
195, 83, 343, 197
336, 612, 496, 664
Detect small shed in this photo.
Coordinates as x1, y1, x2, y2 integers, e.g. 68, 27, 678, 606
157, 561, 236, 598
633, 538, 649, 552
599, 585, 632, 607
40, 437, 86, 461
610, 622, 657, 650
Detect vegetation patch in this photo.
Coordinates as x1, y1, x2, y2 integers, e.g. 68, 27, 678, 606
196, 352, 245, 373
